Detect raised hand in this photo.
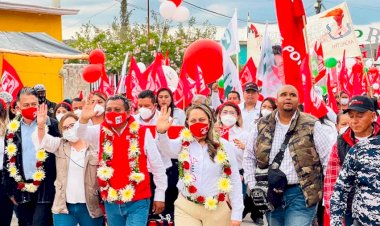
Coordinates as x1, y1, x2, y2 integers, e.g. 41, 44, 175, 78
156, 106, 173, 134
36, 104, 48, 127
79, 95, 97, 124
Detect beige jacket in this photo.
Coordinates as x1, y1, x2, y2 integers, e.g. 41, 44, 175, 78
36, 133, 103, 218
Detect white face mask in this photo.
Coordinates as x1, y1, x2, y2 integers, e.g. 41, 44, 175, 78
94, 104, 105, 116
340, 98, 349, 105
261, 109, 272, 117
221, 114, 237, 127
74, 109, 82, 117
339, 126, 349, 135
56, 113, 64, 122
63, 128, 79, 142
139, 107, 153, 120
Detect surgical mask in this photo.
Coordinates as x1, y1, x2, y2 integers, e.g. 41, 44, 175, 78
340, 98, 349, 105
221, 115, 237, 127
261, 109, 272, 117
139, 107, 153, 120
94, 104, 104, 116
339, 126, 349, 135
63, 128, 79, 142
74, 109, 82, 117
55, 113, 64, 122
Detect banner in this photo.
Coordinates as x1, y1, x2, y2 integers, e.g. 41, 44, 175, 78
221, 9, 240, 56
223, 47, 243, 99
248, 2, 361, 63
1, 58, 24, 100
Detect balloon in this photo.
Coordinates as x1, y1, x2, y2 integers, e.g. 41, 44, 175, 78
89, 49, 106, 64
373, 83, 379, 90
82, 64, 102, 83
159, 1, 176, 20
365, 59, 373, 68
324, 57, 337, 68
218, 79, 224, 88
169, 0, 183, 7
137, 62, 146, 73
365, 67, 369, 73
172, 6, 190, 22
183, 39, 223, 85
321, 86, 327, 95
162, 65, 179, 92
369, 67, 379, 74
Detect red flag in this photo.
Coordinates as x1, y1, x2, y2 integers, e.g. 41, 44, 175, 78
143, 54, 168, 92
302, 55, 329, 118
239, 57, 257, 87
275, 0, 306, 102
78, 91, 83, 100
338, 50, 352, 97
174, 64, 194, 109
125, 56, 144, 108
352, 63, 365, 96
98, 65, 113, 97
194, 66, 210, 96
1, 59, 24, 100
165, 50, 170, 66
314, 42, 326, 83
327, 71, 339, 113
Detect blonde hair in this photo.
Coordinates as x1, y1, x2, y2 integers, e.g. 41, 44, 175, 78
185, 104, 218, 161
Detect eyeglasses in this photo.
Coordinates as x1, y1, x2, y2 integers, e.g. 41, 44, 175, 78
62, 123, 75, 131
220, 110, 237, 116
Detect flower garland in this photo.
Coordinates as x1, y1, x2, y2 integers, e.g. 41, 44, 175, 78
97, 119, 145, 203
5, 115, 48, 193
178, 128, 232, 210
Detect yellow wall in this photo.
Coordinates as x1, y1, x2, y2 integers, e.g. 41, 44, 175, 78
0, 10, 64, 102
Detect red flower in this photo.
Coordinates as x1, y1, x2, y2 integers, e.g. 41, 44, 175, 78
36, 161, 43, 168
9, 157, 16, 163
7, 133, 14, 139
106, 160, 112, 166
17, 182, 25, 190
183, 161, 190, 170
33, 181, 41, 186
100, 191, 108, 199
98, 180, 107, 187
218, 193, 225, 202
188, 185, 197, 194
182, 141, 190, 147
196, 196, 205, 203
224, 167, 232, 176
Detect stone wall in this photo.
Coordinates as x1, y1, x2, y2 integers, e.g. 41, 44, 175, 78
60, 64, 90, 99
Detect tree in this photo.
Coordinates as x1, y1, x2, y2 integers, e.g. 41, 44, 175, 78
67, 10, 217, 74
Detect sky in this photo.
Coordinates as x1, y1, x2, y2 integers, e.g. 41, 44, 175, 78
3, 0, 380, 39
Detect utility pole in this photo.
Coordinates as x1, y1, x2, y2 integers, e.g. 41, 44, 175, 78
314, 0, 322, 14
147, 0, 150, 39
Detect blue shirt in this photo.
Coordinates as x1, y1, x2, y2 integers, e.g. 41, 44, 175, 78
21, 120, 37, 180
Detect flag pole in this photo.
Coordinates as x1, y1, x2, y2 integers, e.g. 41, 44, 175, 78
235, 8, 239, 77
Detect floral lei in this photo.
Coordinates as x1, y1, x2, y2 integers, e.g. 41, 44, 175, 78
178, 128, 232, 211
5, 114, 48, 193
97, 118, 145, 203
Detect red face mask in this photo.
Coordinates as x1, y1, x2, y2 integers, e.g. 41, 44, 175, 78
189, 122, 209, 138
21, 107, 37, 121
105, 112, 127, 127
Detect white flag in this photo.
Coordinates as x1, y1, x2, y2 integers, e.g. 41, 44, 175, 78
115, 52, 129, 94
257, 25, 282, 98
223, 47, 243, 99
221, 9, 240, 56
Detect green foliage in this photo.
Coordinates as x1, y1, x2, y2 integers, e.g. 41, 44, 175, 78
67, 11, 216, 74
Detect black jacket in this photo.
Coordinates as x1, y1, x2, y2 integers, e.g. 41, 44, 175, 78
2, 117, 60, 204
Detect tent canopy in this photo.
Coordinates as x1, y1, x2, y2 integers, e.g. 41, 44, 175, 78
0, 32, 87, 59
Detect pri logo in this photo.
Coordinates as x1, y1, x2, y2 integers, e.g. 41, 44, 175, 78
1, 71, 19, 94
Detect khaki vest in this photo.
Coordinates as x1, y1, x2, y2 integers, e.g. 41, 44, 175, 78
256, 110, 323, 207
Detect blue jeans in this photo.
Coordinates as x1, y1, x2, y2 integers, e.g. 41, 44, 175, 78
53, 203, 103, 226
266, 186, 318, 226
105, 199, 150, 226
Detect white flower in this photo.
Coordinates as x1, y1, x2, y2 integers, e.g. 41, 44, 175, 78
6, 143, 17, 157
107, 187, 118, 202
215, 151, 228, 165
130, 172, 145, 183
32, 170, 46, 181
204, 197, 218, 210
25, 184, 38, 193
36, 149, 48, 162
128, 139, 140, 158
97, 166, 114, 181
178, 151, 189, 162
120, 185, 135, 202
129, 121, 139, 134
7, 120, 20, 133
14, 175, 22, 182
218, 178, 232, 192
103, 142, 113, 157
180, 128, 193, 142
183, 173, 192, 185
8, 165, 18, 177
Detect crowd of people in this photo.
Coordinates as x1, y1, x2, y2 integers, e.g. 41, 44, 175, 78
0, 81, 379, 226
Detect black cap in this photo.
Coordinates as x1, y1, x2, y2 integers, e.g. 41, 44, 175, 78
244, 82, 259, 92
344, 96, 375, 113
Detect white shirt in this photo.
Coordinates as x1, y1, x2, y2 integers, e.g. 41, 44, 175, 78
239, 101, 262, 130
171, 108, 186, 126
135, 110, 172, 169
0, 135, 4, 170
75, 120, 168, 202
243, 112, 332, 190
228, 126, 248, 170
156, 133, 244, 221
66, 148, 86, 203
